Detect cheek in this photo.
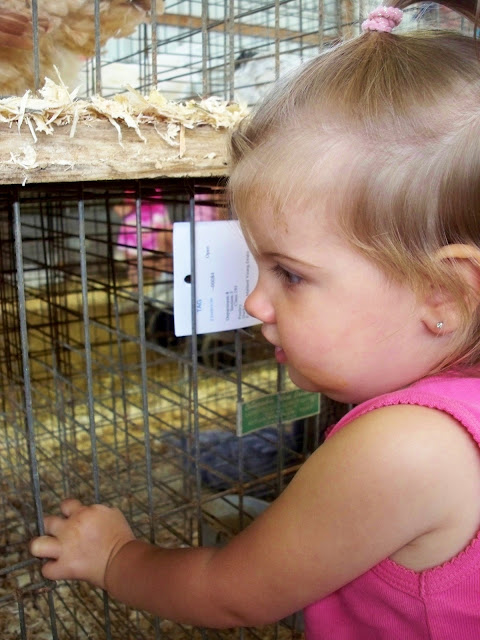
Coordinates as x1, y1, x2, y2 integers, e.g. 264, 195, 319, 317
280, 302, 380, 368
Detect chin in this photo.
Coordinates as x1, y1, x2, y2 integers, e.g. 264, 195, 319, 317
287, 367, 322, 393
287, 366, 360, 403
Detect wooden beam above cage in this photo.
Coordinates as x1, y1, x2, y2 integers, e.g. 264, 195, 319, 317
0, 120, 232, 185
0, 88, 247, 185
159, 12, 337, 46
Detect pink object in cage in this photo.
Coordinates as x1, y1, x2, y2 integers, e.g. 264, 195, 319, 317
116, 192, 219, 258
194, 193, 218, 222
117, 202, 171, 256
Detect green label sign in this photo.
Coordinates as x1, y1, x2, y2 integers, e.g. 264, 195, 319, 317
237, 389, 320, 436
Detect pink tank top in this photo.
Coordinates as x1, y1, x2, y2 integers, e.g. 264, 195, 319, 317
304, 375, 480, 640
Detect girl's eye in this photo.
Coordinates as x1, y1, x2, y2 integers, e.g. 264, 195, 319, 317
270, 264, 303, 287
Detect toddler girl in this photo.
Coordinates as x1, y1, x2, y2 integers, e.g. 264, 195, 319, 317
30, 1, 480, 637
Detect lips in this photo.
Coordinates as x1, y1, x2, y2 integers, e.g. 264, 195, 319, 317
260, 327, 286, 364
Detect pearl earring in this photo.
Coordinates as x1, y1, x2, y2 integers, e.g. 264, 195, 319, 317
436, 321, 444, 330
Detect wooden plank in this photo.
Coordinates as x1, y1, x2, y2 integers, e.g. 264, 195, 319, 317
0, 119, 232, 185
160, 11, 336, 45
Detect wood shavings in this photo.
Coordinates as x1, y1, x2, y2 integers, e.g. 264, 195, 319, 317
26, 118, 37, 143
16, 91, 30, 131
70, 105, 80, 138
153, 121, 180, 146
90, 93, 146, 143
0, 79, 250, 148
179, 124, 186, 158
9, 144, 38, 170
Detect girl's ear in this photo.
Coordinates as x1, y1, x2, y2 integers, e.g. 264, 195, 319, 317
422, 244, 480, 336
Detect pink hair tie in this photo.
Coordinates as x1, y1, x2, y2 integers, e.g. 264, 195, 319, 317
361, 6, 403, 32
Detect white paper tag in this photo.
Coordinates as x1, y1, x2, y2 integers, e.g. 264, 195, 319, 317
173, 220, 260, 336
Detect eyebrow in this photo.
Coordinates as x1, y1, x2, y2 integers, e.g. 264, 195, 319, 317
263, 251, 315, 269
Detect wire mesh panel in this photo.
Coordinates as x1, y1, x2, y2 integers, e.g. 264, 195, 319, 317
0, 0, 353, 102
79, 0, 353, 103
0, 1, 471, 105
0, 179, 346, 638
95, 0, 470, 103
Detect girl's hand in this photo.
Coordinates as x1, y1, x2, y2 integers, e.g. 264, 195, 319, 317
29, 498, 135, 589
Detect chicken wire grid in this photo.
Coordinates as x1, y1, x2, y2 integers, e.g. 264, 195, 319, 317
1, 0, 354, 102
0, 178, 351, 639
89, 0, 350, 103
1, 1, 472, 109
93, 0, 472, 104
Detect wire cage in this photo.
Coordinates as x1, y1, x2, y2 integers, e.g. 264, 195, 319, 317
0, 178, 351, 638
112, 0, 467, 105
0, 1, 468, 103
0, 0, 471, 638
1, 0, 353, 102
88, 0, 346, 102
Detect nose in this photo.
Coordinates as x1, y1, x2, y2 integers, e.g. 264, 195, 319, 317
244, 279, 275, 324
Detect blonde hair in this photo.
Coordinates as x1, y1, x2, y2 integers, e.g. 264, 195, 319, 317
229, 0, 480, 373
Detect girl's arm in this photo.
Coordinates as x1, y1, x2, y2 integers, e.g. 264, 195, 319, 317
30, 403, 476, 628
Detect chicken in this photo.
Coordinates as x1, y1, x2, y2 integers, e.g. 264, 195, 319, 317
0, 0, 153, 96
84, 49, 202, 100
234, 51, 308, 106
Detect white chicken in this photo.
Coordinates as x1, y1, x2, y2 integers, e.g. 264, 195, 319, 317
0, 0, 153, 96
234, 51, 309, 106
84, 47, 203, 99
